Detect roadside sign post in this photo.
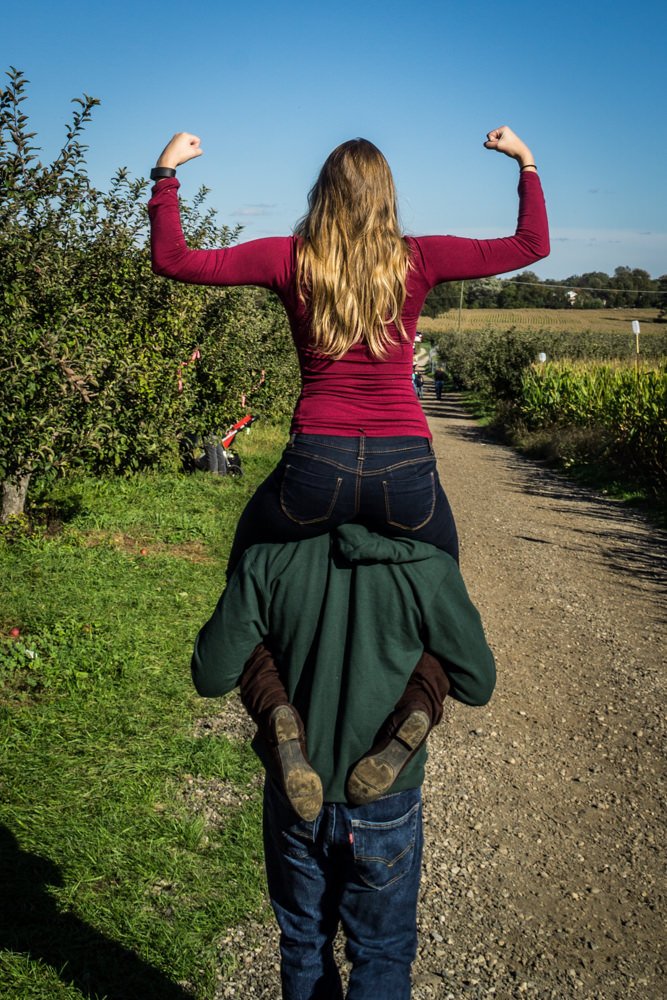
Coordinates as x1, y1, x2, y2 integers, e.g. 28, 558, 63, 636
632, 320, 640, 379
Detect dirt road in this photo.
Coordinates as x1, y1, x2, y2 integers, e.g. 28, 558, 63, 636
217, 387, 666, 999
411, 389, 666, 999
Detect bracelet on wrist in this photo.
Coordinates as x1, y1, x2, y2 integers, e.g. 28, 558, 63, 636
519, 163, 537, 171
150, 166, 177, 181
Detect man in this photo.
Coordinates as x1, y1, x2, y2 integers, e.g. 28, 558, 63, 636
434, 367, 446, 401
192, 524, 495, 1000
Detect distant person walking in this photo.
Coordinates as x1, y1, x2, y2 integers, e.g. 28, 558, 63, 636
434, 367, 446, 401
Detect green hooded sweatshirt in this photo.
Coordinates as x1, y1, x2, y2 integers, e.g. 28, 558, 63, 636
192, 524, 495, 802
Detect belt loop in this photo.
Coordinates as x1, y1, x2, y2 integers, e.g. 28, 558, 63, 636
288, 432, 297, 446
357, 429, 366, 461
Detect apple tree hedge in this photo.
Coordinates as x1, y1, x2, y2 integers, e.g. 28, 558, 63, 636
0, 68, 299, 519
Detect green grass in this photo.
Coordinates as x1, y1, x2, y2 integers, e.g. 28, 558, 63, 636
450, 393, 667, 525
0, 423, 287, 999
510, 428, 667, 526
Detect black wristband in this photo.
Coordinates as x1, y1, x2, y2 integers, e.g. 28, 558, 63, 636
150, 166, 177, 181
519, 164, 537, 171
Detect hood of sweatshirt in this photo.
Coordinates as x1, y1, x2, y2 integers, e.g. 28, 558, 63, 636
334, 523, 440, 565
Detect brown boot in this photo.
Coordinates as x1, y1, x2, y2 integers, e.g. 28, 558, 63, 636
268, 705, 323, 822
346, 651, 450, 806
346, 707, 431, 805
240, 644, 323, 822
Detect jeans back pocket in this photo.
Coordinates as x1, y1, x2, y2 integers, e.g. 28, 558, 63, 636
382, 463, 436, 531
351, 801, 421, 890
280, 459, 343, 525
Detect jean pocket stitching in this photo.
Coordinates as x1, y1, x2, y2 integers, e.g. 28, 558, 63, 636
351, 801, 421, 832
367, 455, 435, 476
351, 807, 419, 890
280, 836, 312, 860
280, 467, 344, 525
353, 838, 415, 867
280, 819, 317, 859
354, 832, 417, 891
382, 471, 436, 531
283, 449, 353, 473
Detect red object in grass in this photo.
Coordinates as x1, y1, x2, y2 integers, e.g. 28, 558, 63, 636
9, 627, 20, 638
221, 413, 254, 450
140, 548, 148, 556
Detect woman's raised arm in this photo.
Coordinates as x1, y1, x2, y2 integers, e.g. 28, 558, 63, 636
409, 125, 548, 286
148, 134, 294, 290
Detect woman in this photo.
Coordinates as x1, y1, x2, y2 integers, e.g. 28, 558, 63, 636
149, 125, 548, 567
149, 126, 549, 816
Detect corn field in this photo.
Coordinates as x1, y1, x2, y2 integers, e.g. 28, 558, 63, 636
420, 307, 663, 336
519, 361, 667, 486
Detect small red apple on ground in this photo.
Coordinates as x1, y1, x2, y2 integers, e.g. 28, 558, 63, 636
9, 627, 21, 638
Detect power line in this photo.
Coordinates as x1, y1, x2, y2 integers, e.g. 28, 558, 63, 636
509, 282, 667, 296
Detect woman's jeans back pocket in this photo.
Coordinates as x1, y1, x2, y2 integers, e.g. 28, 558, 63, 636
351, 801, 421, 890
383, 460, 436, 531
280, 457, 343, 525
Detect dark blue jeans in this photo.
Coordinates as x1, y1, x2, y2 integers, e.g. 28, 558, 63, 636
263, 778, 423, 1000
228, 434, 459, 575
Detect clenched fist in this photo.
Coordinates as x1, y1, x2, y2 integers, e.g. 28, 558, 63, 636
484, 126, 535, 169
156, 133, 203, 170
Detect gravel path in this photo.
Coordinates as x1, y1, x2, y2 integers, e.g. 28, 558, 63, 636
212, 387, 666, 1000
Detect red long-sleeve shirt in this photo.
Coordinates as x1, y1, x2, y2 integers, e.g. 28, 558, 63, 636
149, 172, 549, 437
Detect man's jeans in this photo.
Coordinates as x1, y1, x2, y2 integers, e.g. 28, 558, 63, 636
263, 778, 423, 1000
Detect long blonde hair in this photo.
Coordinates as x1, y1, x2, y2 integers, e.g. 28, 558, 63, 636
295, 139, 410, 360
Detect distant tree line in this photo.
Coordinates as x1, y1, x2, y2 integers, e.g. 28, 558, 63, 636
423, 268, 667, 317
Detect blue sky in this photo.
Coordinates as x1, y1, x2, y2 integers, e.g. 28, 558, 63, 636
4, 0, 666, 279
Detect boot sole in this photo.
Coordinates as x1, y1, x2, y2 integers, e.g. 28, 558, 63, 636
346, 710, 430, 806
272, 707, 323, 822
272, 705, 300, 743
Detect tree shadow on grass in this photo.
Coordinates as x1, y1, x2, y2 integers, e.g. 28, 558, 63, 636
0, 825, 195, 999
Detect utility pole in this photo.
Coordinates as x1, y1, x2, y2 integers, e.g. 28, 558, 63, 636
632, 319, 640, 381
457, 281, 464, 332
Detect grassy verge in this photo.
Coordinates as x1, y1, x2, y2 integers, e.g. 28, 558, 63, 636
509, 424, 667, 526
0, 423, 287, 999
451, 390, 666, 525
